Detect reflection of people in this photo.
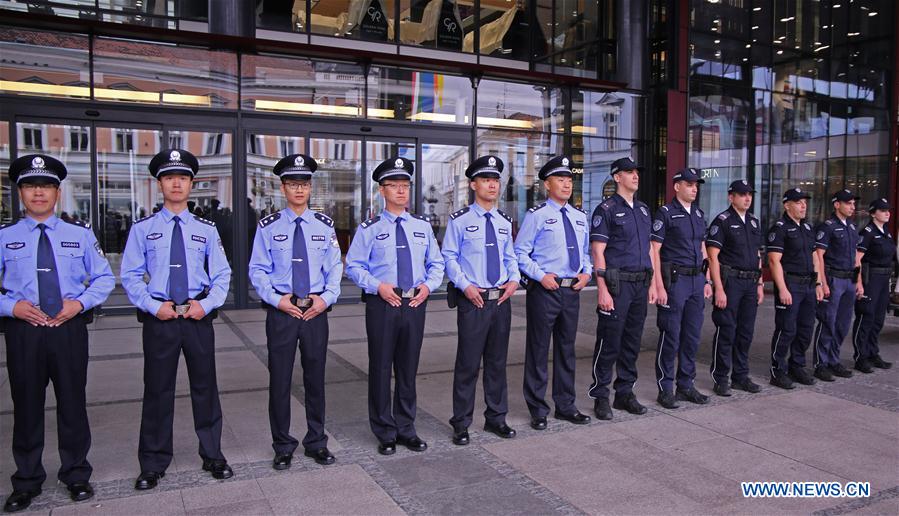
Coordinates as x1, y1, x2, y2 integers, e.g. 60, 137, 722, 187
1, 155, 114, 512
120, 149, 234, 490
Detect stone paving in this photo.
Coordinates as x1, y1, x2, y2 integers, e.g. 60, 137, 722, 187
1, 289, 897, 515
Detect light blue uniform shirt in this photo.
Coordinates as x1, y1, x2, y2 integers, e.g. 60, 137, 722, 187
120, 207, 231, 316
345, 210, 445, 294
441, 203, 520, 290
514, 198, 592, 281
0, 215, 114, 316
249, 208, 343, 307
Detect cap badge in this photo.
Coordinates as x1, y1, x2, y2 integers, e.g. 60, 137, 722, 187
395, 158, 403, 168
295, 155, 304, 167
561, 157, 569, 167
32, 156, 45, 169
488, 157, 496, 167
170, 150, 181, 162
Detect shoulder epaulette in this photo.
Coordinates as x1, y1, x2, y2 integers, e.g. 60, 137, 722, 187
497, 209, 513, 223
194, 215, 216, 227
64, 219, 91, 230
716, 211, 729, 221
775, 221, 784, 226
409, 213, 427, 221
599, 200, 612, 210
259, 212, 281, 228
0, 222, 15, 230
361, 216, 380, 229
864, 225, 872, 232
528, 202, 547, 213
134, 214, 154, 225
450, 207, 470, 220
314, 212, 334, 227
661, 205, 669, 212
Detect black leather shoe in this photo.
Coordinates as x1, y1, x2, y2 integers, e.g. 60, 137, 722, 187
814, 367, 835, 382
3, 489, 40, 513
871, 355, 893, 369
593, 398, 613, 420
67, 482, 94, 502
304, 448, 335, 466
452, 429, 470, 446
831, 364, 853, 378
855, 359, 874, 374
272, 454, 293, 470
713, 382, 732, 397
530, 417, 547, 430
134, 471, 164, 490
657, 391, 680, 409
554, 410, 591, 425
788, 367, 816, 385
377, 441, 396, 455
397, 436, 428, 452
202, 459, 233, 480
484, 422, 516, 439
677, 387, 710, 405
769, 374, 795, 390
732, 378, 761, 393
613, 393, 647, 415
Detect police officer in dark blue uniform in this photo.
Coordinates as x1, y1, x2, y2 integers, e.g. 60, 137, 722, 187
121, 149, 234, 489
588, 157, 654, 420
345, 157, 445, 455
650, 168, 712, 409
766, 188, 825, 389
514, 156, 592, 430
706, 180, 765, 396
442, 155, 520, 446
852, 198, 895, 373
811, 189, 860, 382
249, 154, 342, 469
1, 155, 114, 512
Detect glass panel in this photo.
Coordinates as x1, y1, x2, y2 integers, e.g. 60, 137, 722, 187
473, 0, 544, 60
93, 37, 238, 109
550, 0, 607, 77
477, 80, 562, 132
366, 140, 415, 220
0, 1, 96, 20
243, 54, 366, 118
571, 90, 641, 140
257, 0, 303, 32
367, 67, 472, 124
0, 121, 9, 222
399, 0, 473, 51
310, 0, 396, 41
575, 136, 638, 214
419, 143, 468, 245
0, 27, 90, 100
100, 0, 177, 28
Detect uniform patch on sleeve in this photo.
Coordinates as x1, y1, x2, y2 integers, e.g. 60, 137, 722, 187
750, 219, 757, 228
653, 220, 664, 231
768, 232, 776, 242
592, 215, 603, 227
710, 225, 719, 236
816, 231, 825, 240
640, 206, 649, 216
330, 234, 340, 248
94, 241, 104, 257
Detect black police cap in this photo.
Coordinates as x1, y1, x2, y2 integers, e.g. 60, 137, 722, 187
610, 157, 642, 175
9, 154, 67, 185
465, 155, 504, 180
538, 155, 573, 180
372, 157, 414, 182
830, 189, 859, 204
672, 167, 705, 184
274, 154, 317, 181
782, 187, 811, 203
728, 179, 755, 194
869, 198, 890, 212
149, 149, 199, 179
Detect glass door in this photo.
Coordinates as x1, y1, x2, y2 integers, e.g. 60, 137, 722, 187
365, 138, 416, 220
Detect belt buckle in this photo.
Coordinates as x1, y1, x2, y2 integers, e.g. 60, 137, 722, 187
559, 278, 574, 288
487, 289, 501, 301
293, 296, 313, 309
174, 304, 191, 316
401, 288, 416, 299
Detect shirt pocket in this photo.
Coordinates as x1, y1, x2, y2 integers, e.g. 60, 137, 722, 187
56, 247, 87, 276
461, 232, 485, 253
146, 242, 170, 272
371, 241, 395, 263
186, 241, 207, 277
270, 242, 292, 277
2, 249, 32, 280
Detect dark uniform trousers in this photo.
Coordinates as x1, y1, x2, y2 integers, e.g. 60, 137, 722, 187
588, 279, 648, 400
655, 274, 704, 392
5, 318, 92, 491
450, 296, 511, 431
524, 284, 579, 418
770, 279, 816, 376
813, 276, 854, 368
852, 270, 891, 362
139, 316, 225, 473
364, 295, 427, 443
711, 276, 759, 384
266, 308, 328, 454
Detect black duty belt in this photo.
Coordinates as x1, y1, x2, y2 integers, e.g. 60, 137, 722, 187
673, 265, 702, 276
785, 273, 816, 286
730, 268, 762, 280
869, 266, 893, 275
619, 271, 648, 282
825, 268, 855, 280
151, 291, 209, 315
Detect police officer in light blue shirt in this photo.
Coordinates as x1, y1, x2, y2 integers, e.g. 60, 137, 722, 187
120, 149, 233, 489
345, 157, 444, 456
514, 155, 592, 431
249, 154, 341, 470
1, 154, 114, 512
442, 155, 519, 446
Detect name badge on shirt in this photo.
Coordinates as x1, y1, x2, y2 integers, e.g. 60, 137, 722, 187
191, 235, 206, 244
311, 235, 326, 242
671, 214, 686, 219
61, 241, 80, 248
466, 226, 479, 232
273, 234, 288, 242
376, 233, 389, 240
615, 212, 626, 217
5, 242, 24, 250
413, 232, 426, 238
498, 228, 509, 235
147, 232, 163, 240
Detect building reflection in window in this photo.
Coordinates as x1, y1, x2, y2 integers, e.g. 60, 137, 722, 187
0, 27, 90, 100
368, 66, 472, 123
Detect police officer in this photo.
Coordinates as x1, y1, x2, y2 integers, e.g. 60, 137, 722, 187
1, 155, 114, 512
249, 154, 342, 469
442, 156, 519, 446
121, 149, 233, 489
811, 189, 860, 381
706, 180, 764, 396
852, 198, 895, 373
650, 168, 712, 409
515, 155, 592, 430
345, 157, 444, 455
766, 188, 825, 390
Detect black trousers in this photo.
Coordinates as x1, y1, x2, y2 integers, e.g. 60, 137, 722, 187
588, 280, 649, 400
266, 308, 329, 454
853, 271, 891, 362
770, 279, 816, 377
523, 285, 579, 418
710, 276, 759, 384
449, 296, 511, 431
5, 318, 91, 491
138, 316, 224, 473
364, 295, 427, 443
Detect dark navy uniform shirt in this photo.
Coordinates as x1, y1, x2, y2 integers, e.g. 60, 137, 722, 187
814, 214, 859, 271
705, 207, 763, 271
650, 199, 706, 267
857, 221, 897, 268
589, 193, 652, 272
766, 213, 816, 275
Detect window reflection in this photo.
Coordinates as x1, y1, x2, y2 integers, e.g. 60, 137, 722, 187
477, 80, 563, 132
367, 67, 472, 123
0, 28, 90, 100
311, 0, 396, 41
399, 0, 471, 51
0, 121, 10, 223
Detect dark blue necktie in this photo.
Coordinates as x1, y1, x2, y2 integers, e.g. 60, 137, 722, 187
395, 218, 413, 291
36, 223, 63, 317
560, 207, 579, 272
484, 212, 500, 286
292, 218, 311, 297
169, 216, 189, 304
